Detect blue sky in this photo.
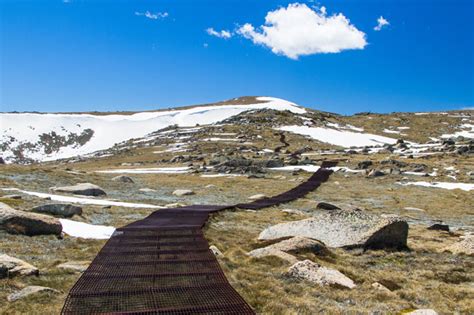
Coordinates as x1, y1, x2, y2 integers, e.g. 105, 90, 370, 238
0, 0, 473, 114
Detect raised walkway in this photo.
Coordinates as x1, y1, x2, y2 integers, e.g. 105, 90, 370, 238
61, 161, 337, 314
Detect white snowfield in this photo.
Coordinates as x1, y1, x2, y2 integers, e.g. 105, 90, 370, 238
397, 181, 474, 191
441, 123, 474, 139
0, 97, 304, 163
277, 125, 398, 147
2, 188, 164, 208
60, 219, 116, 239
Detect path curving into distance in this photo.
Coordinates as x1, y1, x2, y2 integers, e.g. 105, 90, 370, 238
61, 161, 337, 314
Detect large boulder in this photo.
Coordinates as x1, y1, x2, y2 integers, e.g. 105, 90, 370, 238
7, 286, 60, 302
287, 260, 356, 289
32, 204, 82, 218
0, 202, 62, 236
258, 209, 408, 249
50, 183, 106, 196
0, 254, 39, 278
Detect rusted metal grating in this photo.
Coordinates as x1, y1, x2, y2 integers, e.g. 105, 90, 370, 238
62, 161, 336, 314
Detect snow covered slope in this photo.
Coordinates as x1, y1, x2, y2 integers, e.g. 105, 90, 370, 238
0, 97, 304, 163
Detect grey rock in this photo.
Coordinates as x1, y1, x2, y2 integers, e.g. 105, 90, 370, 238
258, 209, 408, 249
112, 175, 134, 183
0, 254, 39, 278
7, 286, 60, 302
316, 202, 341, 211
367, 169, 385, 177
0, 202, 62, 236
32, 204, 82, 218
172, 189, 194, 196
209, 245, 223, 256
57, 261, 90, 273
427, 224, 449, 232
287, 260, 356, 289
443, 233, 473, 255
357, 160, 373, 169
2, 195, 22, 200
50, 183, 106, 196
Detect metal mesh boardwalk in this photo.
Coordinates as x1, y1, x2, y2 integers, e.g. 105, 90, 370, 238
62, 161, 337, 314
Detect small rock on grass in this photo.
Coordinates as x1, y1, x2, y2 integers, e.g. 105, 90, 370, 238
287, 260, 356, 289
371, 282, 391, 293
50, 183, 106, 196
316, 202, 341, 211
209, 245, 223, 256
112, 175, 134, 183
427, 224, 449, 232
172, 189, 194, 196
248, 194, 266, 200
57, 261, 90, 273
7, 286, 60, 302
406, 310, 438, 315
32, 204, 82, 218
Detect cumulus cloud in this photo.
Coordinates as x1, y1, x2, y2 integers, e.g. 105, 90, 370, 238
374, 16, 389, 31
135, 11, 169, 20
206, 28, 232, 39
236, 3, 367, 59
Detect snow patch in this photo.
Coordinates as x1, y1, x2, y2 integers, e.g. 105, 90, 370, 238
277, 125, 397, 148
96, 167, 190, 174
2, 188, 163, 208
397, 181, 474, 191
60, 219, 115, 239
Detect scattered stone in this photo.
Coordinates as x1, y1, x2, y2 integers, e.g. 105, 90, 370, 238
371, 282, 391, 293
50, 183, 106, 196
172, 189, 194, 196
357, 160, 373, 169
281, 209, 305, 215
112, 175, 134, 183
287, 260, 356, 289
443, 233, 473, 255
316, 202, 341, 211
367, 169, 385, 177
139, 188, 156, 192
406, 309, 438, 315
7, 286, 60, 302
0, 254, 39, 278
0, 157, 4, 164
32, 204, 82, 218
0, 202, 62, 236
57, 261, 90, 273
248, 194, 267, 200
258, 209, 408, 249
209, 245, 223, 256
427, 224, 449, 232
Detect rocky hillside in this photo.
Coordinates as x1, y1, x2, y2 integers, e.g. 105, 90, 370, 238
1, 96, 472, 164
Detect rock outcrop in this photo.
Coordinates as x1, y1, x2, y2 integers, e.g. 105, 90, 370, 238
287, 260, 356, 289
258, 209, 408, 249
50, 183, 106, 196
32, 204, 82, 218
0, 202, 62, 236
0, 254, 39, 278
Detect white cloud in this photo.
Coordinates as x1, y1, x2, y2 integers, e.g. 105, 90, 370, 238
374, 16, 389, 31
236, 3, 367, 60
135, 11, 169, 20
206, 28, 232, 39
